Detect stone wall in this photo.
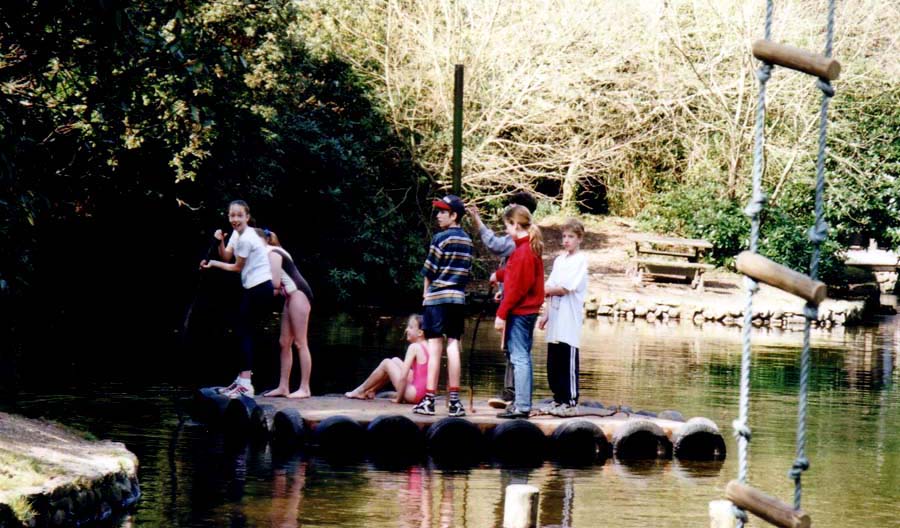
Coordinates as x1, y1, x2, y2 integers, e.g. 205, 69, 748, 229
585, 297, 866, 328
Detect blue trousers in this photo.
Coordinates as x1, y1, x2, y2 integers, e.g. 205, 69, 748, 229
505, 313, 538, 412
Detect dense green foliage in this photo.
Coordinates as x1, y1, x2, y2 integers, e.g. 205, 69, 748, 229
639, 82, 900, 283
1, 0, 429, 312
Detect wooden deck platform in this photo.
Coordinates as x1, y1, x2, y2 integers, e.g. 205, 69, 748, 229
193, 391, 726, 464
256, 395, 675, 438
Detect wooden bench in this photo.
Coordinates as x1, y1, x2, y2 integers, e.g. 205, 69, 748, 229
630, 236, 715, 290
632, 235, 712, 263
634, 258, 715, 290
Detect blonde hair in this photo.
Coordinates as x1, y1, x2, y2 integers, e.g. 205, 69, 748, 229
503, 205, 543, 256
561, 218, 585, 238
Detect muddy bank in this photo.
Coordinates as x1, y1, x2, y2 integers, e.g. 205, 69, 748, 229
0, 413, 139, 527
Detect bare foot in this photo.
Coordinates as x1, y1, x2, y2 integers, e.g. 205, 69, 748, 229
262, 388, 290, 397
364, 390, 376, 400
288, 388, 312, 399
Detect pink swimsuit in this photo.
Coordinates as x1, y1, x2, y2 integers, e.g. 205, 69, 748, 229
410, 343, 430, 403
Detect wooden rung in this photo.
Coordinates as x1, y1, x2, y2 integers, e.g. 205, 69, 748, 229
736, 252, 827, 305
726, 480, 811, 528
752, 39, 841, 80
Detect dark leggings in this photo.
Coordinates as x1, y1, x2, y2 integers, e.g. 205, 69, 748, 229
237, 280, 274, 372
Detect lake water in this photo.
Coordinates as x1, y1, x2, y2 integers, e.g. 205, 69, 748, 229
8, 313, 900, 527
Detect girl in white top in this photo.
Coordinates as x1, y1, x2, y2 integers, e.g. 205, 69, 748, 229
201, 200, 274, 398
538, 218, 588, 416
257, 229, 313, 399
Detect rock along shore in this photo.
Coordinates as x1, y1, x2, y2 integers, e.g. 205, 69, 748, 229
0, 413, 139, 527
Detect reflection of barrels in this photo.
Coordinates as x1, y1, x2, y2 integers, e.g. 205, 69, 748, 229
612, 420, 672, 460
367, 415, 423, 463
550, 420, 610, 465
194, 387, 230, 424
658, 410, 686, 422
224, 396, 259, 435
673, 418, 726, 461
272, 408, 306, 447
312, 415, 365, 459
426, 417, 483, 466
491, 420, 546, 466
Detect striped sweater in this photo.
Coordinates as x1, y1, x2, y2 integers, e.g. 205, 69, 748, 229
421, 226, 473, 305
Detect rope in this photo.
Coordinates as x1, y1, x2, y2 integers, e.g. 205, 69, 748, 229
735, 0, 835, 521
792, 0, 836, 510
733, 3, 773, 526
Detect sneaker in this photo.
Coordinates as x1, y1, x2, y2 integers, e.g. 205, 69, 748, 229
223, 383, 254, 399
215, 380, 239, 395
448, 400, 466, 417
413, 397, 435, 415
497, 407, 530, 419
540, 401, 561, 414
550, 403, 578, 417
488, 397, 512, 409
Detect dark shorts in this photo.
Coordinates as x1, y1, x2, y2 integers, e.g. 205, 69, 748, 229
423, 304, 465, 340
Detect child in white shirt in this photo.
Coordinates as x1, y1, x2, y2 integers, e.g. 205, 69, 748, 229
538, 219, 588, 417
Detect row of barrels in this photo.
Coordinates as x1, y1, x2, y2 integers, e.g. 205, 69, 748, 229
193, 389, 726, 466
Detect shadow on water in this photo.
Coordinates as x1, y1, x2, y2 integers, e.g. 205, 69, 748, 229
6, 313, 900, 527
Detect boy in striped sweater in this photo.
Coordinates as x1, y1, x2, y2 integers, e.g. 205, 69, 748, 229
414, 195, 474, 417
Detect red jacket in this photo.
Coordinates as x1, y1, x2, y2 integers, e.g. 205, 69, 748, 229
496, 236, 545, 320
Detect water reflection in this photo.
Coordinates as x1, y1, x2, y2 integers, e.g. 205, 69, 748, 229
6, 314, 900, 527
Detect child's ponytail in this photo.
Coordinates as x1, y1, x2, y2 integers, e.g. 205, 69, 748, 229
503, 204, 542, 257
528, 223, 543, 257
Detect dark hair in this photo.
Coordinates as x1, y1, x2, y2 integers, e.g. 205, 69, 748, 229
228, 200, 250, 215
508, 192, 537, 213
254, 227, 281, 246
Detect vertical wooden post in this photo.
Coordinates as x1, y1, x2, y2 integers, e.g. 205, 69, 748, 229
709, 500, 737, 528
503, 484, 539, 528
452, 64, 464, 195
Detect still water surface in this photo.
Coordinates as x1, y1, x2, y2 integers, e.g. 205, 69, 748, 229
10, 315, 900, 527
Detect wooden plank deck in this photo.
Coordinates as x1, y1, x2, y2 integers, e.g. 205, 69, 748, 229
254, 395, 689, 441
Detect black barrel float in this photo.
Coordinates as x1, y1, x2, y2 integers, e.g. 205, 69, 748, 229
252, 404, 277, 439
550, 420, 610, 465
193, 387, 230, 424
658, 410, 686, 422
672, 417, 726, 461
426, 417, 484, 466
366, 414, 424, 465
272, 408, 306, 447
312, 415, 366, 459
611, 419, 672, 460
491, 419, 547, 466
224, 395, 259, 435
581, 400, 605, 409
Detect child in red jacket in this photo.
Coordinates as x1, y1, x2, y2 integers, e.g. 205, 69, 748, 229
492, 205, 544, 419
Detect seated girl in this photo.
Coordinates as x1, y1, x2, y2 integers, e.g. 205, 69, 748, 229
345, 315, 430, 404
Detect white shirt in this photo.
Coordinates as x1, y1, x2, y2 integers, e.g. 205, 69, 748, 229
226, 228, 272, 289
545, 251, 588, 347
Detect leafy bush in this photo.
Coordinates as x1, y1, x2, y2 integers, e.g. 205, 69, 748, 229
637, 182, 748, 267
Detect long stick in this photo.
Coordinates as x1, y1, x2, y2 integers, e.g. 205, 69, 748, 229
467, 285, 495, 413
181, 236, 222, 336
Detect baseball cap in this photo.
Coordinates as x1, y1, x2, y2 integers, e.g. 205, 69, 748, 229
432, 195, 466, 217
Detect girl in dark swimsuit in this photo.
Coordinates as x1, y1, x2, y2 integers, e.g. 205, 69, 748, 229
257, 229, 314, 398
